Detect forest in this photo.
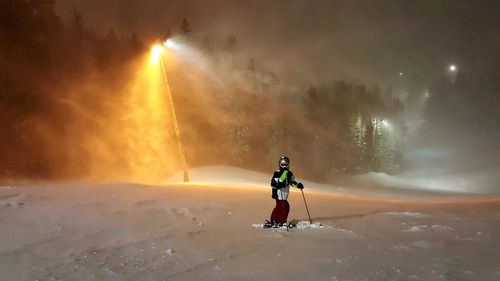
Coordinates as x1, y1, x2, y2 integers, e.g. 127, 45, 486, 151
1, 0, 497, 183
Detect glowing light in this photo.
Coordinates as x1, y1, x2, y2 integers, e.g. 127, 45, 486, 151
164, 39, 176, 49
151, 40, 190, 182
84, 52, 179, 184
399, 72, 403, 76
372, 118, 391, 130
449, 65, 457, 72
151, 44, 164, 65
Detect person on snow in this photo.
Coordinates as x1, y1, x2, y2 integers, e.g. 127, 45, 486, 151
268, 156, 304, 227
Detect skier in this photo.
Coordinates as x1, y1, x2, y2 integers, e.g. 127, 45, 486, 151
266, 156, 304, 227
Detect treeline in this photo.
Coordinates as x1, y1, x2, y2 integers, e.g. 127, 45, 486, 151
0, 1, 408, 181
205, 77, 407, 180
0, 1, 143, 178
172, 26, 408, 180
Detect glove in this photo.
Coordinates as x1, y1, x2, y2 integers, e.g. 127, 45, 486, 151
297, 182, 304, 190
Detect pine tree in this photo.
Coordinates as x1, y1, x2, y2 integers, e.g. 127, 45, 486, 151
128, 32, 142, 53
201, 35, 213, 55
165, 27, 172, 39
180, 18, 191, 35
348, 111, 367, 171
105, 28, 118, 43
384, 84, 393, 101
223, 110, 250, 165
372, 122, 384, 172
223, 35, 238, 52
69, 7, 84, 36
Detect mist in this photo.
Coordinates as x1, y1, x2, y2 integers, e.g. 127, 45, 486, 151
1, 0, 499, 193
4, 3, 500, 281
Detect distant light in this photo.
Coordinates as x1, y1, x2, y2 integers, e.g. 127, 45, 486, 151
449, 65, 457, 72
151, 44, 164, 65
164, 39, 176, 49
399, 72, 404, 76
381, 119, 392, 130
425, 92, 430, 98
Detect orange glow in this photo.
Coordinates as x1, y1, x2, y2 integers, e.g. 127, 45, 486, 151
151, 45, 164, 65
79, 51, 178, 184
27, 45, 190, 184
120, 52, 175, 183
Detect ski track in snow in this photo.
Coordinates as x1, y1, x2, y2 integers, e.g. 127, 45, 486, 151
0, 193, 26, 208
1, 170, 500, 281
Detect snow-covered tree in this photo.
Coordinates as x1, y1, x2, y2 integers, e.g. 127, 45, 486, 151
223, 111, 250, 165
347, 111, 367, 171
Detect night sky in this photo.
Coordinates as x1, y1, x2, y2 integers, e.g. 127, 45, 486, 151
56, 0, 500, 86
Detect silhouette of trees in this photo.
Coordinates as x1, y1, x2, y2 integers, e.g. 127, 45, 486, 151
164, 28, 172, 40
0, 1, 409, 181
180, 18, 191, 35
223, 35, 238, 52
186, 31, 408, 178
0, 2, 145, 179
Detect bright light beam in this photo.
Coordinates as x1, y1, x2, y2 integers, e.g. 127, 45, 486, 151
152, 43, 190, 182
151, 45, 164, 65
164, 39, 176, 49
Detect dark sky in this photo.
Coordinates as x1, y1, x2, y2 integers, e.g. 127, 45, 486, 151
56, 0, 500, 86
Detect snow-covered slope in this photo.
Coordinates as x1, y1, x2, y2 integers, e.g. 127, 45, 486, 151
165, 165, 335, 192
165, 165, 270, 187
1, 181, 499, 281
2, 167, 500, 280
167, 166, 492, 199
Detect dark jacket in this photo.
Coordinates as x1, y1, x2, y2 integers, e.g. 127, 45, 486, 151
270, 169, 299, 200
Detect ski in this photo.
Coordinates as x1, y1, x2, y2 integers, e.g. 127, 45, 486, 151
254, 220, 326, 230
286, 219, 299, 231
261, 219, 299, 230
263, 219, 274, 228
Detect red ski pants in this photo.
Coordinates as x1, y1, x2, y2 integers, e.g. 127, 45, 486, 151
270, 199, 290, 224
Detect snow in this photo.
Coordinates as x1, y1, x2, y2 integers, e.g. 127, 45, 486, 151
431, 224, 453, 231
404, 225, 426, 232
167, 165, 495, 199
166, 165, 270, 187
381, 211, 429, 218
1, 166, 500, 280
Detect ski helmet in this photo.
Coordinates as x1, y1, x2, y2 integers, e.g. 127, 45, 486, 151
279, 156, 290, 169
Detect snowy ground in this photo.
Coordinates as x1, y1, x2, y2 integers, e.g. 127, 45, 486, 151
1, 167, 500, 281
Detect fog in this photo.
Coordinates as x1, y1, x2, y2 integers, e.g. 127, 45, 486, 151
1, 0, 499, 193
55, 0, 499, 84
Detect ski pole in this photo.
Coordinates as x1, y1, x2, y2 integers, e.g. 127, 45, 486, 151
301, 189, 313, 224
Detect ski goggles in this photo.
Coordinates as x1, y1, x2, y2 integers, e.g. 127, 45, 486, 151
279, 162, 289, 169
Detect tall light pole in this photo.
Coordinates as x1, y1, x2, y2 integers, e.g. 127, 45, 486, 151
152, 43, 190, 182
